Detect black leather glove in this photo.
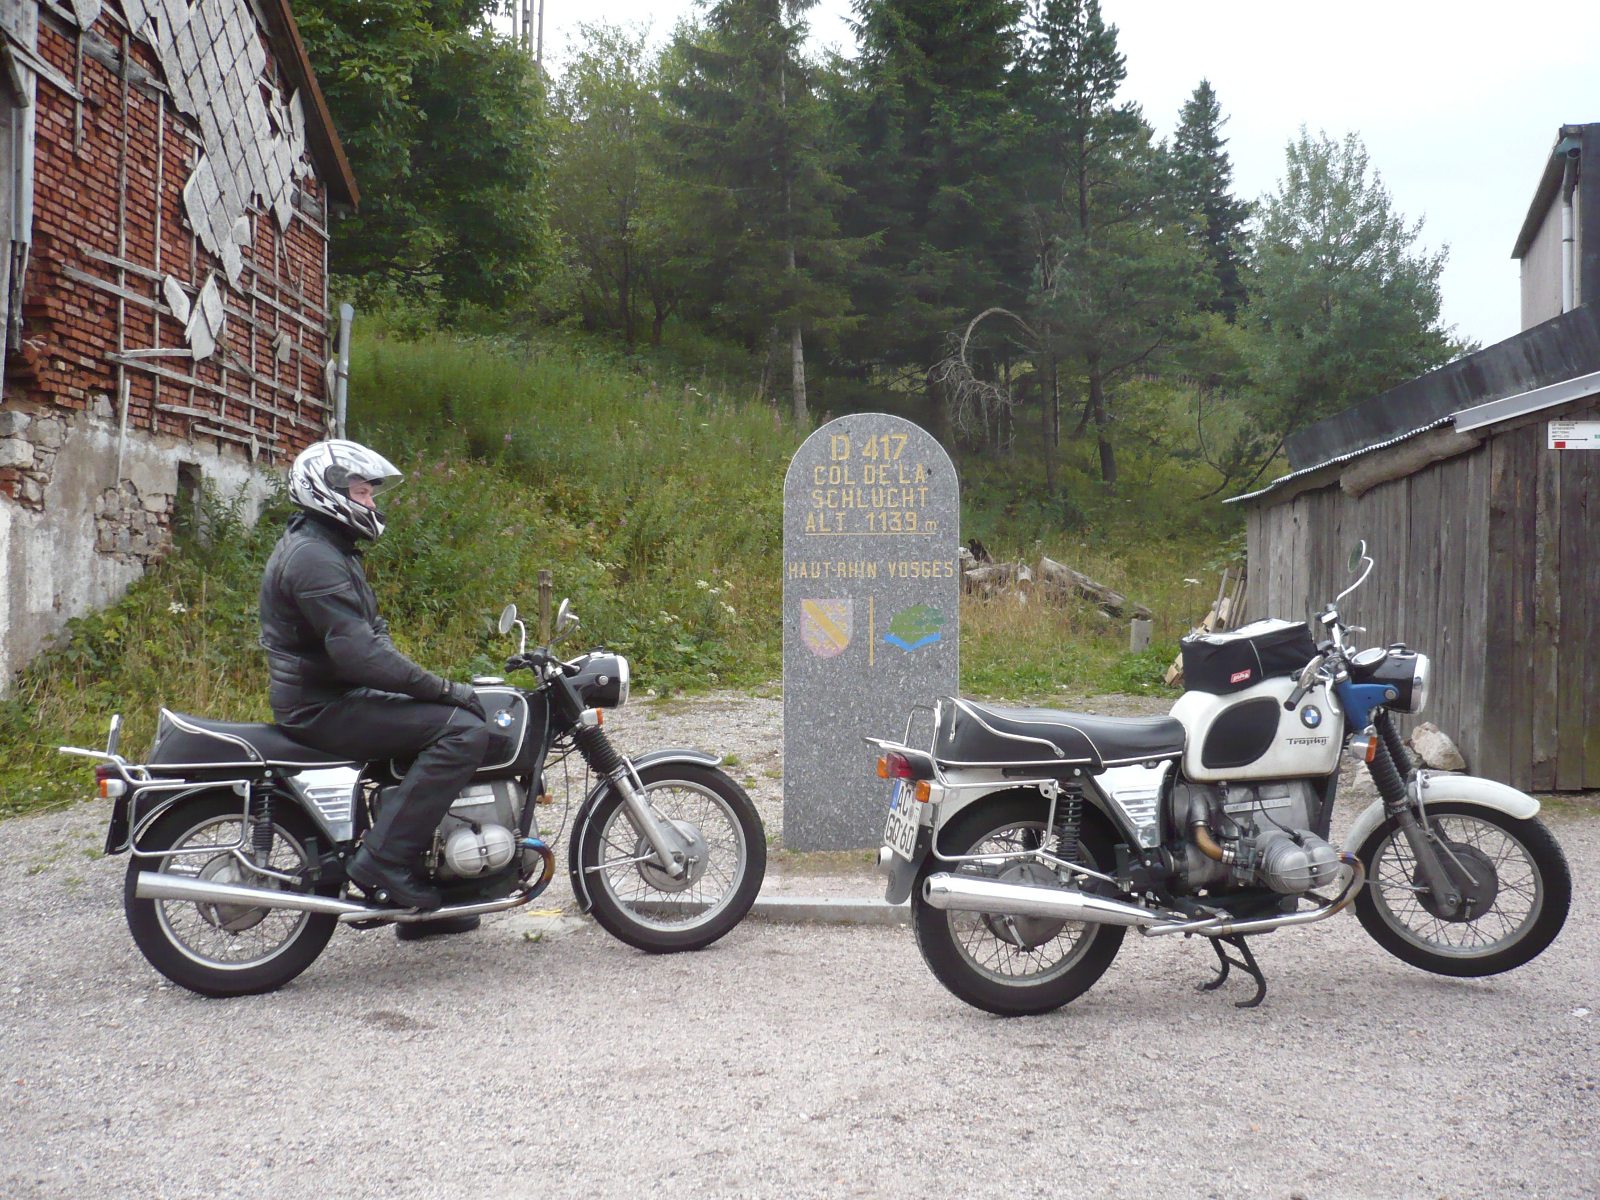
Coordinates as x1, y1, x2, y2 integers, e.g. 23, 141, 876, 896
439, 680, 486, 721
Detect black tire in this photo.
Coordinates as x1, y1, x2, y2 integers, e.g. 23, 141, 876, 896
1354, 802, 1570, 977
912, 793, 1125, 1017
573, 763, 766, 953
124, 794, 338, 997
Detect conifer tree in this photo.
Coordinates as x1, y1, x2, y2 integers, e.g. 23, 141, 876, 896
1171, 80, 1251, 321
662, 1, 855, 422
837, 0, 1028, 387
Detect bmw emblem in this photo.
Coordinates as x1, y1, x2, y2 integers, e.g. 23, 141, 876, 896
493, 708, 514, 729
1300, 706, 1323, 729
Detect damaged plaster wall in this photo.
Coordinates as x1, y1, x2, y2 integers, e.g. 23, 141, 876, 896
0, 397, 271, 689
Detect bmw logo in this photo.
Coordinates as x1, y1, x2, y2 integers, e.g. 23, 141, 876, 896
493, 709, 514, 728
1300, 706, 1323, 729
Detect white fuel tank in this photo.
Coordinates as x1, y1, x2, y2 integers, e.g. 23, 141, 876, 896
1170, 677, 1342, 783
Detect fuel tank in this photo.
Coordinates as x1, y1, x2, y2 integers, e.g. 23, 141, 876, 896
1169, 676, 1342, 783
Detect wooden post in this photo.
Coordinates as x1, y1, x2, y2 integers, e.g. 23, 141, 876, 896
538, 570, 553, 644
1129, 618, 1152, 652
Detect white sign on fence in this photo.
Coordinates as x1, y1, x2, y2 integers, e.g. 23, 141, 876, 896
1548, 420, 1600, 450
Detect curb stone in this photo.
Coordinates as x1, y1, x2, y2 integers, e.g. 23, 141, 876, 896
748, 895, 909, 926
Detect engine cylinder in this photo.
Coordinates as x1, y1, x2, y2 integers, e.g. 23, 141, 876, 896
443, 824, 518, 876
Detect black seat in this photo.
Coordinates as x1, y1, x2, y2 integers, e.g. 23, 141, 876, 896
149, 711, 356, 770
935, 698, 1185, 771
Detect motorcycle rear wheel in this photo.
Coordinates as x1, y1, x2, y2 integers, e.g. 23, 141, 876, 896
574, 763, 765, 953
912, 794, 1124, 1017
1353, 802, 1570, 977
124, 794, 338, 997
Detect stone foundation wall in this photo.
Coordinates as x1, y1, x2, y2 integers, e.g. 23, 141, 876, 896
0, 398, 271, 692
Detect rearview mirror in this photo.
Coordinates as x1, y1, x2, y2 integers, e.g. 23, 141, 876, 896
1347, 540, 1368, 574
498, 603, 518, 636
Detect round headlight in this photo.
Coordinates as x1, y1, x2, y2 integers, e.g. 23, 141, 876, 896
615, 655, 630, 708
1409, 653, 1430, 716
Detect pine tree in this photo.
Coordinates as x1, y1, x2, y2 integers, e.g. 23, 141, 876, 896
1015, 0, 1205, 489
837, 0, 1029, 386
1171, 80, 1251, 321
662, 1, 855, 422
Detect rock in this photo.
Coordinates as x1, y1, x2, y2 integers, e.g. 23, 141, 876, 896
1410, 722, 1466, 772
0, 438, 35, 468
0, 410, 31, 436
31, 417, 66, 450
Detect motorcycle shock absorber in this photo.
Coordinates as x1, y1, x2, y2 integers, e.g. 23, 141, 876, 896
250, 787, 275, 863
1367, 718, 1409, 811
1054, 790, 1083, 865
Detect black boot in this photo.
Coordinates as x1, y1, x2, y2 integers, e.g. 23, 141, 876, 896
396, 914, 481, 940
348, 848, 442, 911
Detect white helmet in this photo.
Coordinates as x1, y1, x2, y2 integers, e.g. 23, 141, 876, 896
288, 439, 403, 540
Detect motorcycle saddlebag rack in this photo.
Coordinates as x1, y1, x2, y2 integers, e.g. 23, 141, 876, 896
1180, 618, 1317, 695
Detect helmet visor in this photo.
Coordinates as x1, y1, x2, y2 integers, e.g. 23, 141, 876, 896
323, 442, 403, 496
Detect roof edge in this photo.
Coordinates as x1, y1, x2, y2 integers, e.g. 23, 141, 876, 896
259, 0, 359, 211
1511, 123, 1590, 260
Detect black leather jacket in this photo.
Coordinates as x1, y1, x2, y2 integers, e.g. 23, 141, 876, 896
259, 512, 446, 719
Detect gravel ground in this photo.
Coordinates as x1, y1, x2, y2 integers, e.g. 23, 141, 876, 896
3, 690, 1597, 1199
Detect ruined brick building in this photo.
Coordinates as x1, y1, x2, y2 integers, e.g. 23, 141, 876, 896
0, 0, 356, 688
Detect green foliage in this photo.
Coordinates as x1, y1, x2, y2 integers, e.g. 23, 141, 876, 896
1171, 80, 1252, 322
1239, 129, 1469, 436
661, 1, 858, 418
296, 0, 550, 314
546, 23, 684, 348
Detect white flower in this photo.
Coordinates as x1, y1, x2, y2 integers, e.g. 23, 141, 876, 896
696, 579, 710, 590
168, 601, 188, 614
707, 672, 719, 682
1183, 578, 1200, 585
709, 586, 722, 596
721, 603, 736, 618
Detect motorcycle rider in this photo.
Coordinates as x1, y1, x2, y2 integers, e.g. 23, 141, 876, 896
260, 439, 491, 922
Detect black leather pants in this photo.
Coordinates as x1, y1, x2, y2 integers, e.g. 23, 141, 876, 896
278, 689, 492, 870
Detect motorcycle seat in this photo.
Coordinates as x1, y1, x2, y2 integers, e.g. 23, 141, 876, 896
149, 710, 357, 771
936, 697, 1185, 772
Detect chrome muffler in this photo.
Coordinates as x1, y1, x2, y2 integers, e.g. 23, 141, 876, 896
922, 872, 1163, 928
134, 871, 538, 924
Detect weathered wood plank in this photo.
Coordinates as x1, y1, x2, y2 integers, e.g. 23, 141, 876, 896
1480, 432, 1517, 783
1457, 446, 1491, 776
1531, 436, 1561, 791
1506, 426, 1539, 790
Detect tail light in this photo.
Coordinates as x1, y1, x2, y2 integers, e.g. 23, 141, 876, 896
878, 753, 918, 780
95, 764, 127, 799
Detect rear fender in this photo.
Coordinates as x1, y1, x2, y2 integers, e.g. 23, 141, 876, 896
1343, 772, 1541, 854
128, 782, 328, 857
566, 747, 724, 913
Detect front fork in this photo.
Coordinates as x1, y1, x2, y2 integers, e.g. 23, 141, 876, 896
1368, 711, 1477, 917
574, 722, 692, 878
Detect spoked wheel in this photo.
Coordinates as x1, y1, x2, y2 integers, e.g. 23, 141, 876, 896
1354, 802, 1570, 977
573, 763, 766, 953
913, 794, 1124, 1016
124, 794, 337, 997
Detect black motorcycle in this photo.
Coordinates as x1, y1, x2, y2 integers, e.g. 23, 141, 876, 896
64, 600, 766, 996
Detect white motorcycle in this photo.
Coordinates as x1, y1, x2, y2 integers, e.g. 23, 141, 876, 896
868, 541, 1570, 1014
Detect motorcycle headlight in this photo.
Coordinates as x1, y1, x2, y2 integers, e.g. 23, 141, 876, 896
1408, 653, 1430, 716
572, 653, 629, 709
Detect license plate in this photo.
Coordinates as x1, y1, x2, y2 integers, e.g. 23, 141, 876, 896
883, 780, 920, 861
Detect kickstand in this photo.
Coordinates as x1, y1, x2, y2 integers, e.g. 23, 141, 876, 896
1199, 934, 1267, 1009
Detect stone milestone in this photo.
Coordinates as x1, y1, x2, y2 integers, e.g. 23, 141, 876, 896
782, 413, 959, 849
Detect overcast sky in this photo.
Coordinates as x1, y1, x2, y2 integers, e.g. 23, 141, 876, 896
529, 0, 1600, 350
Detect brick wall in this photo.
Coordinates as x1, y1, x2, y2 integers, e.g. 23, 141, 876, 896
4, 1, 334, 502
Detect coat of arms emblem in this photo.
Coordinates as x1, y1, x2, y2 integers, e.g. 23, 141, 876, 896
800, 599, 852, 659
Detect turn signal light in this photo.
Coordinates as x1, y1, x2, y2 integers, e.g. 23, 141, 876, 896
94, 765, 126, 799
1349, 732, 1379, 764
913, 780, 932, 804
878, 753, 917, 780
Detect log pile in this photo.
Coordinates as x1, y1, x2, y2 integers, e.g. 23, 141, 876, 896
958, 547, 1151, 620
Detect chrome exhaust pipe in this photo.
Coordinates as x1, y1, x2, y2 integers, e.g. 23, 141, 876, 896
921, 872, 1164, 928
134, 871, 542, 924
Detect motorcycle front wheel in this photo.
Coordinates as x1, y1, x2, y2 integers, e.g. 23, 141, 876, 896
124, 794, 338, 997
1353, 801, 1571, 977
912, 794, 1125, 1017
573, 762, 766, 953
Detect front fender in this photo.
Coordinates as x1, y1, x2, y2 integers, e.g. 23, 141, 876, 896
565, 747, 725, 913
1342, 773, 1541, 853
